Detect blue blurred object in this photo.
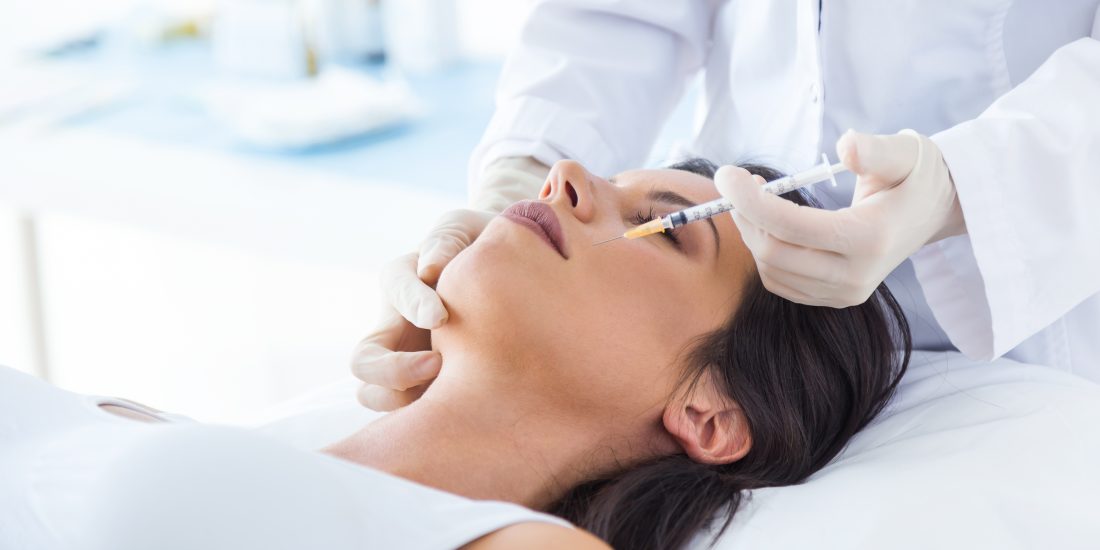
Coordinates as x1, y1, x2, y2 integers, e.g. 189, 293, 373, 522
50, 42, 501, 197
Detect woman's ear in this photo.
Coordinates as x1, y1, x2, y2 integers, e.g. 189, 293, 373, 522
662, 374, 752, 465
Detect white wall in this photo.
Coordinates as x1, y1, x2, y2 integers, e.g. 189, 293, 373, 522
456, 0, 531, 59
34, 212, 381, 422
0, 125, 462, 423
0, 206, 38, 376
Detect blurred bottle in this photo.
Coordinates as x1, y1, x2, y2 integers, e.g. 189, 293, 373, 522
305, 0, 386, 65
211, 0, 312, 79
382, 0, 458, 73
210, 0, 459, 79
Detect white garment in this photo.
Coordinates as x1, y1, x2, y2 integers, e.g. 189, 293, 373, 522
470, 0, 1100, 382
0, 367, 569, 550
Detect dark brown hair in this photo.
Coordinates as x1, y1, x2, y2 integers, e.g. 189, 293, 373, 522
551, 159, 911, 549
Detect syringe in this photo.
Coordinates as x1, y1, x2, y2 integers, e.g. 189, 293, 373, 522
592, 154, 847, 246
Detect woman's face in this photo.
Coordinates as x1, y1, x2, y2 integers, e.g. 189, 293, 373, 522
434, 160, 755, 433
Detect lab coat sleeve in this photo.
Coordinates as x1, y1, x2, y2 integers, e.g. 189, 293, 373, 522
914, 37, 1100, 362
467, 0, 718, 193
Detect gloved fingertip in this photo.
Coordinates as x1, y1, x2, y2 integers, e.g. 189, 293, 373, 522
855, 131, 920, 184
418, 242, 459, 285
416, 240, 439, 268
714, 165, 762, 213
417, 261, 442, 283
836, 129, 870, 175
841, 128, 859, 147
415, 300, 448, 329
714, 164, 745, 183
857, 132, 888, 161
415, 352, 443, 379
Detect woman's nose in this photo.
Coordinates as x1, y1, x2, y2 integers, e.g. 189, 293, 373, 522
540, 160, 596, 223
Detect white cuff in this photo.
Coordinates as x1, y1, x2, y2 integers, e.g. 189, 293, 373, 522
467, 96, 619, 195
910, 237, 996, 360
911, 127, 1033, 361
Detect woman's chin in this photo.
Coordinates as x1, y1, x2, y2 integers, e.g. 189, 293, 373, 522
436, 234, 545, 332
438, 225, 548, 300
437, 241, 599, 380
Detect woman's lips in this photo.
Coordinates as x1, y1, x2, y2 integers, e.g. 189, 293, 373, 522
501, 200, 569, 259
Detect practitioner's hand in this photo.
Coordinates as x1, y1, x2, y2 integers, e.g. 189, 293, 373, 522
352, 209, 495, 410
351, 156, 549, 410
716, 129, 966, 308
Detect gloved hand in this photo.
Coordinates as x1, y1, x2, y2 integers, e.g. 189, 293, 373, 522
715, 129, 967, 308
351, 157, 549, 410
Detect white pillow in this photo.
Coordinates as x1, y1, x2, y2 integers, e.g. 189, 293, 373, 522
698, 351, 1100, 550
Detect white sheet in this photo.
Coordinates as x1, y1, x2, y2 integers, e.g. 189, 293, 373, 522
0, 367, 569, 550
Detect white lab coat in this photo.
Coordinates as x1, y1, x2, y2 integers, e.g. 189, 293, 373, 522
469, 0, 1100, 383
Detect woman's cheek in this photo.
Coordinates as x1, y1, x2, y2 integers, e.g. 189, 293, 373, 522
434, 240, 507, 319
603, 282, 697, 356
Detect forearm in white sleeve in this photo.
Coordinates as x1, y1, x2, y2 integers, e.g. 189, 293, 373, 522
467, 0, 717, 194
915, 37, 1100, 361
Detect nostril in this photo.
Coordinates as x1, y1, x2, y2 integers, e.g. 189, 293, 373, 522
539, 180, 552, 200
565, 182, 578, 207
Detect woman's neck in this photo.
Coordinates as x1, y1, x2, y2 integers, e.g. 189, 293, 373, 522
321, 358, 616, 510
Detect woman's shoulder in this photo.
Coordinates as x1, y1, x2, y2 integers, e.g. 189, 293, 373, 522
464, 522, 609, 550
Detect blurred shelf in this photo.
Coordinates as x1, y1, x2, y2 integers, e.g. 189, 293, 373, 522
34, 42, 503, 195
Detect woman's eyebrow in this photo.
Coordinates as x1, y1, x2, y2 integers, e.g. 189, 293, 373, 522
646, 188, 721, 258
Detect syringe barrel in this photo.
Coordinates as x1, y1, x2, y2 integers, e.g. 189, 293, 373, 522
762, 175, 800, 195
763, 162, 843, 195
666, 198, 734, 228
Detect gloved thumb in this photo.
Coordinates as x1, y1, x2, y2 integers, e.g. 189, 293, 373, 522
714, 164, 766, 208
837, 129, 920, 200
418, 237, 467, 285
381, 253, 448, 329
416, 210, 490, 285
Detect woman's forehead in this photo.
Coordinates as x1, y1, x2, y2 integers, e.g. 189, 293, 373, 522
612, 168, 722, 203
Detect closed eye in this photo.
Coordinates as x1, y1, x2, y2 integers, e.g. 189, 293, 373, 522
629, 208, 682, 248
645, 188, 720, 260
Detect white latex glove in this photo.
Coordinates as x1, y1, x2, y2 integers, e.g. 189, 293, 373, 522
351, 157, 549, 410
716, 129, 966, 308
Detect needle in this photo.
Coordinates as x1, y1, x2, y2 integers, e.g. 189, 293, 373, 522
591, 235, 623, 246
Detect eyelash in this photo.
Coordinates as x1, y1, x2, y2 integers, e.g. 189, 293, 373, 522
630, 208, 682, 247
